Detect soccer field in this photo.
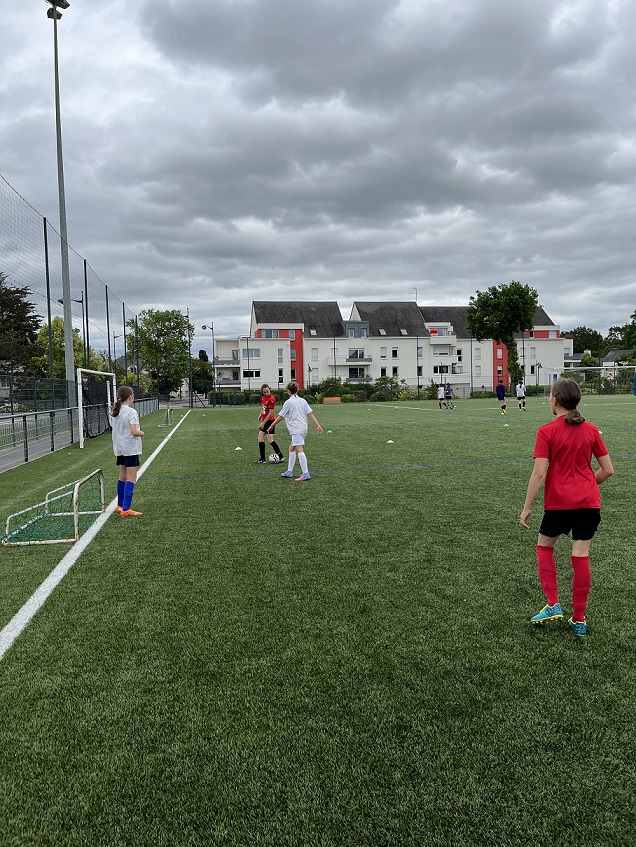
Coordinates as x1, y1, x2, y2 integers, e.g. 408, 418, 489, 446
1, 397, 636, 847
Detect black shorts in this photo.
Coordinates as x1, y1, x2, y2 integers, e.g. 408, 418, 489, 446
116, 455, 140, 468
539, 509, 601, 541
261, 418, 276, 434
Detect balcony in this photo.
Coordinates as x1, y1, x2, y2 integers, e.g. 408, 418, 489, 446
428, 333, 455, 345
215, 358, 240, 366
345, 356, 373, 364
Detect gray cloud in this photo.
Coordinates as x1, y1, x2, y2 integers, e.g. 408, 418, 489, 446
1, 0, 635, 343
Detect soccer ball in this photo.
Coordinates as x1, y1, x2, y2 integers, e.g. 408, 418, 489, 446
268, 453, 281, 463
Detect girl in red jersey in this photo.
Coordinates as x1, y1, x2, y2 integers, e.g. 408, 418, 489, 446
255, 384, 284, 464
520, 378, 614, 636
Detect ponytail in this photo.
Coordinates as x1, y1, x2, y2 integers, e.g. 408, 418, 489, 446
551, 378, 585, 425
111, 385, 134, 416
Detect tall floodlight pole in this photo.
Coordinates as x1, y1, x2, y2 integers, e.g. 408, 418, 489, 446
202, 324, 216, 406
47, 0, 75, 405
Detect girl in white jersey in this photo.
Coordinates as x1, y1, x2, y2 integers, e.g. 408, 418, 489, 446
271, 381, 323, 482
109, 386, 144, 517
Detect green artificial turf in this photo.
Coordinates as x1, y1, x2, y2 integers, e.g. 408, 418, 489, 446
1, 398, 635, 846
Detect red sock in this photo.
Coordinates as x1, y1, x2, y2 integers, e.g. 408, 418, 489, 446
536, 545, 559, 606
571, 556, 591, 622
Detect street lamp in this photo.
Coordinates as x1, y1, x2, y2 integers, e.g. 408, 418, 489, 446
241, 335, 251, 395
46, 0, 75, 405
536, 362, 542, 393
58, 292, 86, 366
202, 323, 216, 406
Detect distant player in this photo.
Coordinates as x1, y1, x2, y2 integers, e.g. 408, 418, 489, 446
271, 381, 323, 481
520, 378, 614, 637
444, 383, 455, 409
515, 380, 527, 411
109, 386, 144, 517
496, 379, 507, 415
255, 384, 284, 464
437, 384, 446, 410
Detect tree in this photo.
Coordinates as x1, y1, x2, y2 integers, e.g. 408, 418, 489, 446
33, 316, 85, 379
605, 311, 636, 354
466, 281, 539, 384
562, 326, 604, 357
191, 357, 214, 394
130, 309, 193, 395
0, 273, 42, 375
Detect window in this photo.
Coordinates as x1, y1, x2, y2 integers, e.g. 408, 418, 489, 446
348, 349, 365, 359
452, 364, 463, 374
360, 328, 367, 338
380, 347, 387, 359
290, 349, 296, 361
231, 349, 239, 360
549, 330, 557, 339
309, 329, 317, 336
400, 329, 407, 336
291, 368, 296, 380
243, 370, 261, 378
457, 348, 462, 362
474, 347, 481, 360
348, 328, 355, 338
278, 348, 283, 364
497, 348, 503, 359
417, 365, 423, 377
417, 346, 423, 359
475, 365, 481, 377
433, 365, 448, 375
530, 346, 537, 359
380, 367, 387, 377
433, 347, 449, 356
242, 347, 260, 358
349, 367, 365, 379
530, 365, 535, 375
289, 330, 296, 340
379, 328, 386, 336
392, 348, 398, 359
497, 366, 503, 376
392, 367, 398, 376
310, 368, 319, 381
311, 348, 318, 361
263, 329, 279, 338
432, 327, 447, 336
278, 369, 283, 380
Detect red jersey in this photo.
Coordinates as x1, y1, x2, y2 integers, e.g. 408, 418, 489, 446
259, 393, 276, 422
533, 416, 608, 510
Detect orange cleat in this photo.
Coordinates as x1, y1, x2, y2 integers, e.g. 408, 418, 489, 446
115, 506, 123, 514
120, 509, 143, 517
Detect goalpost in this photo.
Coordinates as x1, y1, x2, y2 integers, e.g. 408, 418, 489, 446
77, 367, 117, 449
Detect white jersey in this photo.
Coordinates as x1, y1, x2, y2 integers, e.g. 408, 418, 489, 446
515, 383, 526, 398
278, 395, 313, 435
110, 404, 142, 456
437, 386, 445, 400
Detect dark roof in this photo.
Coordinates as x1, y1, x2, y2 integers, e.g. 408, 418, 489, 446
352, 302, 428, 337
420, 305, 557, 339
602, 348, 633, 363
252, 301, 345, 338
419, 306, 470, 337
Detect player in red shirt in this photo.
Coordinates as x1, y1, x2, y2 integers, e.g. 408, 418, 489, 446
520, 378, 613, 636
255, 384, 284, 464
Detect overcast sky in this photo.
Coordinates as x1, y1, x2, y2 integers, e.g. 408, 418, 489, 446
2, 0, 635, 347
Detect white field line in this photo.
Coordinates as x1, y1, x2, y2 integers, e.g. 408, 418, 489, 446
0, 411, 191, 663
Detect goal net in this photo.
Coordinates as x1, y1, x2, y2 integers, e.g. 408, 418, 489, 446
2, 469, 105, 546
77, 367, 116, 448
561, 364, 636, 395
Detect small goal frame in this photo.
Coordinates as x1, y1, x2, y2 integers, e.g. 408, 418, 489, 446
2, 468, 106, 546
77, 367, 117, 449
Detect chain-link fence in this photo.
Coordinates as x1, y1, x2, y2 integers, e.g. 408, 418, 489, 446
1, 173, 140, 404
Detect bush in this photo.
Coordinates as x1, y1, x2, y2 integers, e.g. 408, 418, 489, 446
370, 393, 387, 402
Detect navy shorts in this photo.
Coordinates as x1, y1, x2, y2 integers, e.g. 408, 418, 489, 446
261, 418, 276, 434
539, 509, 601, 541
116, 455, 140, 468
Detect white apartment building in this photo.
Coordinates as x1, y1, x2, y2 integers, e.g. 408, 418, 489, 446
210, 301, 573, 396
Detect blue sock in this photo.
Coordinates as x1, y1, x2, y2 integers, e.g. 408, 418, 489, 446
122, 481, 135, 511
117, 480, 126, 507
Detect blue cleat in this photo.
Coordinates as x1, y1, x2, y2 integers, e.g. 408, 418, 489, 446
280, 471, 293, 478
568, 617, 587, 637
531, 603, 564, 625
295, 473, 311, 482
